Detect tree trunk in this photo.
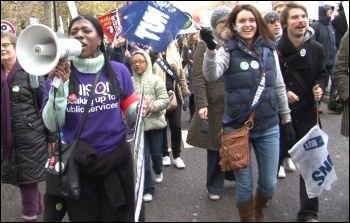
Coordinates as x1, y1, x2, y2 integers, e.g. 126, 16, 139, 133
43, 1, 53, 29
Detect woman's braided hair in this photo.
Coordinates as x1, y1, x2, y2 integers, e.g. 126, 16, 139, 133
67, 15, 126, 100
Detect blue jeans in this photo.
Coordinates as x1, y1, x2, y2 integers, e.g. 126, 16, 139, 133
144, 129, 164, 195
163, 92, 183, 159
225, 124, 280, 202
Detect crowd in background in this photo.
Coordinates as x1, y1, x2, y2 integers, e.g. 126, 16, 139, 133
1, 1, 348, 222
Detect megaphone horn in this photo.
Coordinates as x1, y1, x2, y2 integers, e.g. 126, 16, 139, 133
17, 24, 82, 88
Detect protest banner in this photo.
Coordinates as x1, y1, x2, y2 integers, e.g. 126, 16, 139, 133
98, 11, 123, 42
118, 1, 189, 52
127, 86, 145, 222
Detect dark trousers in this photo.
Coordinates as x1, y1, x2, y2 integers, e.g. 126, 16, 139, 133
20, 183, 39, 217
163, 96, 182, 159
278, 144, 291, 168
189, 94, 195, 119
81, 171, 135, 221
144, 129, 163, 195
278, 122, 292, 168
44, 173, 133, 222
297, 174, 319, 221
206, 150, 235, 194
43, 194, 66, 222
44, 193, 146, 222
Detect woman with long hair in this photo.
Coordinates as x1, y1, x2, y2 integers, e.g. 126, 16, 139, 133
200, 4, 295, 221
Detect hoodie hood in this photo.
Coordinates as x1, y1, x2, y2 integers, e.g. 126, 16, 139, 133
130, 50, 153, 77
337, 2, 344, 12
318, 5, 334, 25
304, 26, 315, 41
323, 4, 335, 11
280, 26, 314, 48
278, 26, 315, 69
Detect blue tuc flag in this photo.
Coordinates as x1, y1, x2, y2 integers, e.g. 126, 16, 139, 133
118, 1, 189, 52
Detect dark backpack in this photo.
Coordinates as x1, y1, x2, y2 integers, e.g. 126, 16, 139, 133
327, 90, 344, 114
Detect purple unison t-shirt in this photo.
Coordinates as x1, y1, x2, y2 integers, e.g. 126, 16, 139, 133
43, 61, 135, 155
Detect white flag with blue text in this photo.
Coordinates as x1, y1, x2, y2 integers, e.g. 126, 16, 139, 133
128, 86, 145, 222
289, 124, 337, 198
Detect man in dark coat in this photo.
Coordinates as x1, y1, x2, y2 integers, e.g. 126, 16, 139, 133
311, 4, 338, 111
278, 3, 329, 222
332, 1, 348, 50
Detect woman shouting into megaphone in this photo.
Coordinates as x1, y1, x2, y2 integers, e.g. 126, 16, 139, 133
41, 15, 153, 222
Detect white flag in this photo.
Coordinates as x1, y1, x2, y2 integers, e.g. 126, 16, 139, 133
127, 86, 145, 222
289, 124, 337, 198
67, 1, 79, 19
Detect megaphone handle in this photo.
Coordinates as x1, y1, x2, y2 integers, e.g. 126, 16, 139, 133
51, 76, 62, 89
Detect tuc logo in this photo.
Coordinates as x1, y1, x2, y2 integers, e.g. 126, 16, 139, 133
303, 135, 324, 151
312, 154, 334, 186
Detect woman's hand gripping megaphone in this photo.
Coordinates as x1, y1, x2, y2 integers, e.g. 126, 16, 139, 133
48, 61, 71, 88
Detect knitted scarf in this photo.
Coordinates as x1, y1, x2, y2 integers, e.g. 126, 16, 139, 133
1, 60, 21, 158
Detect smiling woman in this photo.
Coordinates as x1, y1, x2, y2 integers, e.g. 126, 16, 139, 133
201, 3, 293, 222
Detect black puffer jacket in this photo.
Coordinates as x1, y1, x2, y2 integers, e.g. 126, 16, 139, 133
1, 68, 55, 186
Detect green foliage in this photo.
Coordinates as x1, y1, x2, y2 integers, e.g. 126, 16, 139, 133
1, 1, 45, 34
192, 1, 238, 17
1, 1, 125, 34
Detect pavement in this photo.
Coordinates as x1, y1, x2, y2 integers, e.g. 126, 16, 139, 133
1, 100, 348, 222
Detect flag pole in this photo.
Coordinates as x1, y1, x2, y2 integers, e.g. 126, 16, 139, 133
53, 1, 58, 32
188, 17, 202, 30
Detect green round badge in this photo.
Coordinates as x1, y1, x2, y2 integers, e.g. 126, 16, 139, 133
12, 85, 20, 92
56, 202, 63, 211
240, 62, 249, 70
176, 12, 192, 29
183, 20, 192, 29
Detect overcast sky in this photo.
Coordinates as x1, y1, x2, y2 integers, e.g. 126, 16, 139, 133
170, 1, 212, 12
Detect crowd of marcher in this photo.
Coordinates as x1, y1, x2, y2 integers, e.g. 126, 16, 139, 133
1, 1, 348, 222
